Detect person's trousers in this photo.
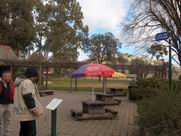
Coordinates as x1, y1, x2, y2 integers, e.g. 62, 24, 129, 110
0, 104, 11, 136
19, 120, 36, 136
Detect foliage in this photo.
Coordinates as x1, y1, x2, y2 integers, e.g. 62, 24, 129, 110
136, 78, 168, 90
123, 0, 181, 66
0, 0, 34, 55
33, 0, 89, 61
28, 52, 45, 62
130, 58, 147, 66
0, 0, 88, 60
117, 53, 129, 64
133, 78, 181, 136
138, 87, 181, 136
148, 43, 168, 60
83, 32, 121, 63
129, 78, 168, 100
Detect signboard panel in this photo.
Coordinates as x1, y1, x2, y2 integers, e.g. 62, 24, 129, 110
46, 98, 63, 110
155, 32, 170, 41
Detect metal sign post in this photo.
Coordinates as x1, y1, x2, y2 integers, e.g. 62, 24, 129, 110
46, 98, 63, 136
168, 40, 172, 92
51, 109, 57, 136
155, 32, 171, 92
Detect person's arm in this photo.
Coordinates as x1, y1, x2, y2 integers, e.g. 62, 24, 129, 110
23, 93, 36, 109
21, 80, 40, 116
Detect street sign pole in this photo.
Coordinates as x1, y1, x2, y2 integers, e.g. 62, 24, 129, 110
155, 32, 172, 92
168, 40, 172, 92
51, 109, 57, 136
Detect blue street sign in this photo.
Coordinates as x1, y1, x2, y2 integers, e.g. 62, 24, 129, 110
155, 32, 170, 41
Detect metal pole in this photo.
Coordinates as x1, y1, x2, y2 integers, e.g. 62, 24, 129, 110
51, 109, 57, 136
168, 40, 172, 92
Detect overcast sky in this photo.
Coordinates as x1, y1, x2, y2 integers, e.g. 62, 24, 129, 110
77, 0, 132, 61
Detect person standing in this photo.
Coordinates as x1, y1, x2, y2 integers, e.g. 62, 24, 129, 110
0, 71, 14, 136
14, 68, 44, 136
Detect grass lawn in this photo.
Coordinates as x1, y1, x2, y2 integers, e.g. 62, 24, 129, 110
43, 77, 131, 92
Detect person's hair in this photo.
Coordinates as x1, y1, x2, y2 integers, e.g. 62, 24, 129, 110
2, 71, 11, 76
25, 67, 38, 78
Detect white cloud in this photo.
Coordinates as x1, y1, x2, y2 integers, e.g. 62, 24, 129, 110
78, 0, 129, 36
77, 0, 130, 61
78, 48, 89, 61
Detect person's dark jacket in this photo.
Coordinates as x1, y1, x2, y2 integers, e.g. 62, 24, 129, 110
0, 81, 14, 104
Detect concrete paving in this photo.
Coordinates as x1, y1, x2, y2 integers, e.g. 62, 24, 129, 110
10, 91, 138, 136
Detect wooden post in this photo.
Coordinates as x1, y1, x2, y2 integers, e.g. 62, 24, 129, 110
75, 78, 77, 91
105, 78, 107, 93
103, 77, 106, 93
70, 68, 73, 92
39, 65, 42, 87
10, 63, 13, 79
46, 67, 48, 90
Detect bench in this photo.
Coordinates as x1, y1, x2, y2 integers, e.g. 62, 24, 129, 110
39, 90, 54, 97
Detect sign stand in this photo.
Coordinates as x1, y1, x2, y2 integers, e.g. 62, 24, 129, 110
168, 40, 172, 92
46, 98, 63, 136
51, 109, 57, 136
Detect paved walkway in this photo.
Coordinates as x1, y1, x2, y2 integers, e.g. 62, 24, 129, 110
10, 91, 138, 136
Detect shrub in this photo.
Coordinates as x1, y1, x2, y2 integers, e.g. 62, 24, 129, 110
136, 78, 168, 90
137, 83, 181, 136
129, 78, 168, 100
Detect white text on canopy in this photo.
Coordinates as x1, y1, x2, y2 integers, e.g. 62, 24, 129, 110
87, 66, 100, 71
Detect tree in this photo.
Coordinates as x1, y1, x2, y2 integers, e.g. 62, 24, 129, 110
147, 43, 168, 60
28, 52, 45, 62
117, 53, 129, 64
0, 0, 35, 56
123, 0, 181, 66
131, 58, 147, 66
33, 0, 88, 61
83, 32, 121, 63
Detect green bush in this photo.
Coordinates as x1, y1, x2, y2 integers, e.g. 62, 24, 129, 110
136, 78, 168, 90
137, 81, 181, 136
129, 78, 168, 100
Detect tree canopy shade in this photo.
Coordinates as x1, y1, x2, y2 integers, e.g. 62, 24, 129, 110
0, 0, 34, 56
123, 0, 181, 66
0, 0, 88, 61
33, 0, 89, 61
83, 32, 121, 64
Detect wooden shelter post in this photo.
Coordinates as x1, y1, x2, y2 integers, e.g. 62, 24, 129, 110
46, 67, 48, 90
70, 68, 73, 91
75, 78, 77, 91
39, 65, 42, 87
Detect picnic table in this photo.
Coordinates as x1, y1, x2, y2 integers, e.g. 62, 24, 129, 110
71, 100, 118, 120
95, 93, 121, 105
82, 100, 105, 114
